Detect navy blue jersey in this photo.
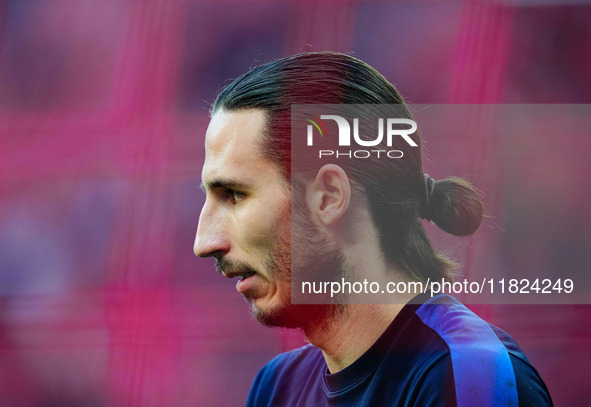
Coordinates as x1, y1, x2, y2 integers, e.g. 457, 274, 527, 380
246, 294, 552, 407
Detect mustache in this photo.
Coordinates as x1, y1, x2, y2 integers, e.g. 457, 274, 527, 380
215, 257, 256, 276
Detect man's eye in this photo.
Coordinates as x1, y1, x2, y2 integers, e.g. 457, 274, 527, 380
226, 189, 244, 204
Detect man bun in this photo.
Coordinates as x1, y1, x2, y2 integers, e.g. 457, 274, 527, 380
424, 177, 483, 237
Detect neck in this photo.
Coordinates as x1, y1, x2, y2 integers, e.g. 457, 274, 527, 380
303, 302, 406, 373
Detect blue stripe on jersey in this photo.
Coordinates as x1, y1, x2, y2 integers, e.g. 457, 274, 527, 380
416, 295, 518, 407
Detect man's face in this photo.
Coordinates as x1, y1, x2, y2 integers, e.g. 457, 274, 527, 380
194, 109, 293, 325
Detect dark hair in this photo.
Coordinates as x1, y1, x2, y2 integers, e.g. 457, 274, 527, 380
212, 52, 483, 282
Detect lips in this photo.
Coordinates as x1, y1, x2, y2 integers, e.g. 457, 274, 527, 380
236, 271, 256, 281
222, 269, 256, 281
235, 271, 260, 294
217, 264, 260, 294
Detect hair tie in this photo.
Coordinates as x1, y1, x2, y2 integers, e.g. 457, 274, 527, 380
420, 173, 435, 221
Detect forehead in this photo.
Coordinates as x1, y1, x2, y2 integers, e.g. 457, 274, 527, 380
202, 109, 277, 185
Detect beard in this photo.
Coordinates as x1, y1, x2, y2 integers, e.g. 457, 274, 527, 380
215, 181, 349, 333
249, 189, 348, 334
250, 241, 346, 334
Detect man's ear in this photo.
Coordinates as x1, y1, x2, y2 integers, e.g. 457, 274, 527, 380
308, 164, 351, 226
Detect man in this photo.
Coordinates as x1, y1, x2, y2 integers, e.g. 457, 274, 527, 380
194, 52, 552, 406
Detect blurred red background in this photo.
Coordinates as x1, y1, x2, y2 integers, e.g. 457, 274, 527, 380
0, 1, 590, 406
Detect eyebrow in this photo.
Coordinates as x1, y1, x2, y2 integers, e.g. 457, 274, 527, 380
200, 179, 254, 192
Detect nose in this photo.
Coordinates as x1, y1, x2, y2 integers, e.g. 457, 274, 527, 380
193, 203, 230, 259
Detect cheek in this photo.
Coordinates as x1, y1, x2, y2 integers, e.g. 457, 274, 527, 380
239, 200, 287, 254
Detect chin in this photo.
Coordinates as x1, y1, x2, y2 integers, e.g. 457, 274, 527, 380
249, 296, 296, 328
250, 301, 342, 332
251, 307, 294, 328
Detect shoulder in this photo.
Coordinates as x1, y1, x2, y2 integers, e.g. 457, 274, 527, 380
412, 295, 552, 406
246, 344, 324, 407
